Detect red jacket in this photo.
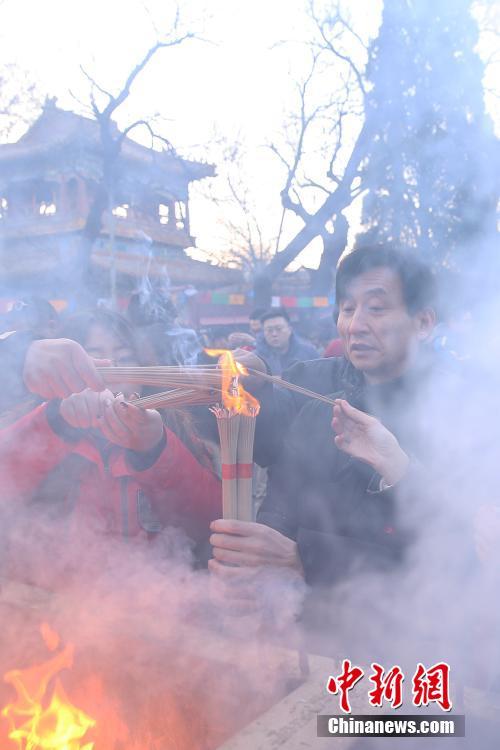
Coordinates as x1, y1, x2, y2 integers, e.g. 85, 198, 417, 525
0, 403, 222, 544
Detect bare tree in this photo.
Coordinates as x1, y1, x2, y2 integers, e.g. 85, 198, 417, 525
254, 0, 499, 307
196, 1, 370, 306
75, 8, 198, 305
251, 0, 371, 305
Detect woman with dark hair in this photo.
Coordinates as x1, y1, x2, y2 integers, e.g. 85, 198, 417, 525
0, 309, 221, 576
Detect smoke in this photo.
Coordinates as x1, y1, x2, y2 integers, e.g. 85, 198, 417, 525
0, 2, 498, 748
291, 312, 500, 749
0, 494, 306, 749
126, 234, 202, 367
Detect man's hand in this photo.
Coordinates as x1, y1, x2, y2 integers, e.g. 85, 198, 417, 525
230, 349, 268, 393
332, 398, 409, 486
24, 338, 110, 399
227, 332, 256, 350
209, 519, 304, 575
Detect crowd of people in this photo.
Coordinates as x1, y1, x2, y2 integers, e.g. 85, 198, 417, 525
0, 245, 498, 743
0, 247, 490, 581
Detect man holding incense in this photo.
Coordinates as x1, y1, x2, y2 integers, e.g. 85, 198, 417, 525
209, 245, 462, 588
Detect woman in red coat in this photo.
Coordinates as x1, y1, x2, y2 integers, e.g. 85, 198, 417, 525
0, 310, 221, 584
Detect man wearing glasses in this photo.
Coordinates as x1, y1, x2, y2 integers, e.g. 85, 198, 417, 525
256, 307, 319, 375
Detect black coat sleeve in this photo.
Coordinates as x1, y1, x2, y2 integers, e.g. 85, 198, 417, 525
257, 393, 343, 545
253, 357, 347, 467
258, 394, 414, 587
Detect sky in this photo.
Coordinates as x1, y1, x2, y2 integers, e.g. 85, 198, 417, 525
0, 0, 496, 271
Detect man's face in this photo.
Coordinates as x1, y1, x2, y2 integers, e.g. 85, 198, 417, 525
262, 316, 292, 351
337, 267, 434, 383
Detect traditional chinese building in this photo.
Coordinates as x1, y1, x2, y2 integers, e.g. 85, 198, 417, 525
0, 102, 335, 339
0, 101, 242, 312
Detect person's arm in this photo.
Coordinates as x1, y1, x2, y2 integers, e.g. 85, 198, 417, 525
0, 331, 35, 413
232, 347, 300, 467
332, 399, 414, 486
252, 357, 346, 467
233, 350, 345, 467
112, 426, 222, 542
0, 402, 76, 498
23, 338, 110, 399
302, 341, 321, 360
259, 393, 411, 584
252, 380, 298, 467
259, 402, 410, 586
0, 333, 110, 416
56, 391, 222, 542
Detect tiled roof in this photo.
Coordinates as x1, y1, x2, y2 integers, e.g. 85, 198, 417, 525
0, 104, 214, 182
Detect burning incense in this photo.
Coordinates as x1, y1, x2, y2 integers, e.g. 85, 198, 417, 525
97, 364, 340, 408
97, 357, 279, 521
247, 368, 339, 407
205, 350, 261, 521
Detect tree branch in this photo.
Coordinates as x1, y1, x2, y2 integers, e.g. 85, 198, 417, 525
118, 119, 176, 154
309, 0, 367, 97
79, 65, 114, 103
101, 33, 195, 121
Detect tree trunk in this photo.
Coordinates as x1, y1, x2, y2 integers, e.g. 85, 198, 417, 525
311, 213, 349, 295
256, 120, 371, 293
252, 274, 273, 309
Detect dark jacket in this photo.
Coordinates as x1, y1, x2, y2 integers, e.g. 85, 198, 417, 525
256, 332, 319, 375
256, 354, 465, 587
253, 356, 353, 466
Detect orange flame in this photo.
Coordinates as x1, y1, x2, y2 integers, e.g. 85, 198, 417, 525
2, 624, 95, 750
205, 349, 260, 416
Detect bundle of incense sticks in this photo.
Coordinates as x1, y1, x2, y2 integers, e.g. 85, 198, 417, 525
98, 365, 222, 391
210, 406, 259, 521
236, 410, 258, 522
97, 365, 339, 408
101, 358, 263, 519
129, 388, 216, 410
246, 368, 338, 406
97, 364, 223, 409
211, 407, 241, 519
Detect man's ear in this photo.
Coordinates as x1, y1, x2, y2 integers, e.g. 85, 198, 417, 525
415, 308, 436, 341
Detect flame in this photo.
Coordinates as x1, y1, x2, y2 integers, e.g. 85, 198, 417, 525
205, 349, 260, 415
2, 623, 95, 750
